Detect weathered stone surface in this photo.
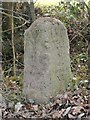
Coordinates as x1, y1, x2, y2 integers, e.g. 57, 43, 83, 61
24, 17, 72, 103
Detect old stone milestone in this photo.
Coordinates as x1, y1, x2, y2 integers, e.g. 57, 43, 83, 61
24, 17, 72, 103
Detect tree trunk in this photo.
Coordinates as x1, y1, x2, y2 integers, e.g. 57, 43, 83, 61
23, 1, 35, 23
2, 2, 13, 31
0, 2, 2, 120
87, 8, 90, 85
30, 0, 35, 22
11, 3, 16, 76
2, 2, 16, 76
84, 2, 90, 86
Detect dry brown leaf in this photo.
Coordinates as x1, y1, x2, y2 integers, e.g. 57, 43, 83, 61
52, 111, 61, 118
77, 113, 85, 119
68, 113, 76, 119
32, 105, 38, 111
71, 106, 84, 115
63, 106, 71, 117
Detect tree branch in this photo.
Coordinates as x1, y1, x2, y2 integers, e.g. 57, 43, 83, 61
0, 7, 29, 18
0, 11, 30, 23
2, 21, 27, 33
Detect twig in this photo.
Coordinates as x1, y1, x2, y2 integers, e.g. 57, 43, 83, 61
0, 11, 30, 23
1, 10, 30, 32
2, 21, 27, 33
0, 8, 29, 18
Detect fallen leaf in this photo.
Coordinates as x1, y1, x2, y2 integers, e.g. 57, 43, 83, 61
68, 113, 76, 119
32, 105, 38, 111
15, 102, 23, 112
77, 113, 85, 119
71, 106, 84, 115
52, 111, 61, 118
63, 106, 71, 117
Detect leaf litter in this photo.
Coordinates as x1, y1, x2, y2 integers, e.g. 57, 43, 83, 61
1, 87, 90, 120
